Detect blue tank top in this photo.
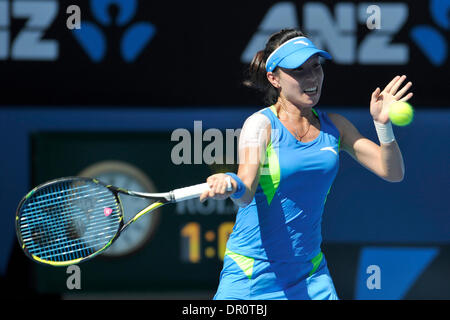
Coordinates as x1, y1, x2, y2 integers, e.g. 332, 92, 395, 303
226, 106, 341, 262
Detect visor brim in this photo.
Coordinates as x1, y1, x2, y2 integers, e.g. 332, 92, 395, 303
278, 48, 332, 69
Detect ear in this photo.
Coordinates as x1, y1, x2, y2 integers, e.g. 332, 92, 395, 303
266, 71, 281, 89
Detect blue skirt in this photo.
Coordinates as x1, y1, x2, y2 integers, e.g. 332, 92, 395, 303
213, 249, 338, 300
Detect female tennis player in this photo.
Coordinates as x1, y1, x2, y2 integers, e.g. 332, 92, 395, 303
199, 29, 412, 300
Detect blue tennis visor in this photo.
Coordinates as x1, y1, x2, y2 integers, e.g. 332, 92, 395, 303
265, 36, 332, 72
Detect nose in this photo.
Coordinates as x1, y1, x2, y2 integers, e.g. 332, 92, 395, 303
302, 67, 316, 81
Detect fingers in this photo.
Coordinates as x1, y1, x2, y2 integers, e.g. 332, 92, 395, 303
383, 75, 401, 93
381, 75, 414, 102
200, 174, 233, 203
399, 92, 413, 102
390, 75, 407, 95
371, 87, 381, 102
212, 178, 226, 195
395, 81, 413, 99
200, 186, 216, 203
199, 190, 210, 202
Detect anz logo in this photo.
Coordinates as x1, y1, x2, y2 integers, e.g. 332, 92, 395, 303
0, 0, 156, 62
242, 1, 449, 66
0, 0, 58, 60
72, 0, 156, 63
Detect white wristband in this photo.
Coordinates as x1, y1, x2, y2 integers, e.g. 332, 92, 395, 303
374, 120, 395, 144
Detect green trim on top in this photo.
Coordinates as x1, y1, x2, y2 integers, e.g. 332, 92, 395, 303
309, 251, 324, 277
324, 185, 332, 205
269, 105, 277, 115
225, 248, 255, 279
259, 140, 281, 205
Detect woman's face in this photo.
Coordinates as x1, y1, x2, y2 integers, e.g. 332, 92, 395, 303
272, 54, 324, 108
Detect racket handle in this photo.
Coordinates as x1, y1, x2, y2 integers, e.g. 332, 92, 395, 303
171, 177, 233, 202
171, 183, 210, 202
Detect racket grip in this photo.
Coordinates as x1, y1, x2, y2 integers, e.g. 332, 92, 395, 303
171, 178, 233, 202
172, 183, 210, 202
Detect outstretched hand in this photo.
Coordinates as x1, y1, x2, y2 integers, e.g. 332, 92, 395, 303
370, 75, 413, 124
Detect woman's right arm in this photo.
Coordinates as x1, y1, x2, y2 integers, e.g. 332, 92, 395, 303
199, 113, 271, 207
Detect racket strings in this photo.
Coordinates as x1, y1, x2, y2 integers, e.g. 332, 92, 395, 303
18, 180, 122, 263
21, 186, 113, 236
21, 183, 88, 261
22, 184, 103, 212
21, 193, 118, 233
22, 222, 119, 254
22, 221, 119, 255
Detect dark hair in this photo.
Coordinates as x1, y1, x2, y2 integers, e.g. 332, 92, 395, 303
243, 29, 307, 105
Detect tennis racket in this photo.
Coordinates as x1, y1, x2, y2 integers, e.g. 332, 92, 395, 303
16, 176, 232, 267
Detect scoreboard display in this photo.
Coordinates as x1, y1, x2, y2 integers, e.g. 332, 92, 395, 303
31, 131, 239, 294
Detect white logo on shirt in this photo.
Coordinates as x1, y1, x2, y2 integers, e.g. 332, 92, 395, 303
320, 147, 337, 155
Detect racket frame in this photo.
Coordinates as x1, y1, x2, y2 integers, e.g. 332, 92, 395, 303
15, 177, 167, 267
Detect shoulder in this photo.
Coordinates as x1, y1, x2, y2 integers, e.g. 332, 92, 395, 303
242, 109, 272, 130
239, 109, 272, 147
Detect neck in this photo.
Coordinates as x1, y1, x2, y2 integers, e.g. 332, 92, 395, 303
275, 96, 314, 123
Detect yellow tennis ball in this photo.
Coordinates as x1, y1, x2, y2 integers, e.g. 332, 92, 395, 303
389, 101, 414, 126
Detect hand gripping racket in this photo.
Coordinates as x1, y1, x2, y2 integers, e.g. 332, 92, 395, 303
16, 176, 232, 266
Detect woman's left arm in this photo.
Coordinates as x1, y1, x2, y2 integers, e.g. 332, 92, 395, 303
329, 75, 413, 183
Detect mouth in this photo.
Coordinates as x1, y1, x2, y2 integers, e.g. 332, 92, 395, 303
303, 86, 318, 96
